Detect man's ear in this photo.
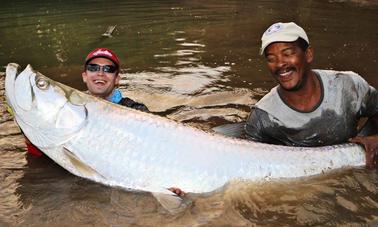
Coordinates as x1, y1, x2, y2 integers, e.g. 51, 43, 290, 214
115, 74, 121, 85
82, 72, 87, 83
305, 46, 314, 63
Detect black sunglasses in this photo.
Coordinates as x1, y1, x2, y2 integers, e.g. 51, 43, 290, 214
86, 64, 117, 73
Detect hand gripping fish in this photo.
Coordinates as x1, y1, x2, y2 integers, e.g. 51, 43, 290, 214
5, 63, 366, 211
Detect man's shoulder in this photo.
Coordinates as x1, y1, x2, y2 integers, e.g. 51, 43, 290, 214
315, 69, 370, 94
254, 86, 288, 116
314, 69, 363, 83
314, 69, 359, 76
255, 86, 279, 107
252, 86, 296, 124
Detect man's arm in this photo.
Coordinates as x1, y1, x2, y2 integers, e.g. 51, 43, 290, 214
245, 107, 284, 145
118, 97, 149, 112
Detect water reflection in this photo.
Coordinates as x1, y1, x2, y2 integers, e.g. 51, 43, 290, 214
119, 29, 256, 125
0, 151, 28, 226
121, 65, 230, 95
0, 75, 28, 225
226, 169, 378, 225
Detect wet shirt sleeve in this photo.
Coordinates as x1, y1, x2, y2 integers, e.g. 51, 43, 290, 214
245, 107, 282, 145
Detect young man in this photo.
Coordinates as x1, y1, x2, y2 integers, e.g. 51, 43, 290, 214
245, 22, 378, 167
27, 48, 149, 156
25, 48, 185, 196
82, 48, 149, 112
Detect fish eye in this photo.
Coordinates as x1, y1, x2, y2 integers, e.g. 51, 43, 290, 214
35, 76, 50, 90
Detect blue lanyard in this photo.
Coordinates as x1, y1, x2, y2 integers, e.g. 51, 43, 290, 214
107, 89, 123, 104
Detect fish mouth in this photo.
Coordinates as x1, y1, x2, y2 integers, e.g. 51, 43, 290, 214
5, 63, 34, 111
5, 63, 21, 100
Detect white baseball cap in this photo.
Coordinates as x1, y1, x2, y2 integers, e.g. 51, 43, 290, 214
260, 22, 309, 55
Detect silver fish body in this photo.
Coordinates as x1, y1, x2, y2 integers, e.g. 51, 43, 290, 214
5, 63, 366, 194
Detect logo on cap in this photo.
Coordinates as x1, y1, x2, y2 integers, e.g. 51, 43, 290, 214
92, 49, 113, 57
264, 23, 283, 36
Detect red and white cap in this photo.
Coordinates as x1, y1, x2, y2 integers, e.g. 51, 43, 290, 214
85, 48, 120, 68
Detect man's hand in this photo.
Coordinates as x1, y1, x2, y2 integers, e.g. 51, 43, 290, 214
349, 135, 378, 167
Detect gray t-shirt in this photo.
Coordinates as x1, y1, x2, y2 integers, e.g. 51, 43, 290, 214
245, 69, 378, 146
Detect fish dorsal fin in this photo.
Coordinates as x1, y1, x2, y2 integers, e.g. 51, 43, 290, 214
63, 148, 105, 180
212, 122, 245, 138
152, 191, 189, 214
102, 25, 116, 37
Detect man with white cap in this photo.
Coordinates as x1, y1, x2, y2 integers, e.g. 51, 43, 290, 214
245, 22, 378, 167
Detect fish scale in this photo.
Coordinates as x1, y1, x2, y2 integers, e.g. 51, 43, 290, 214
5, 63, 366, 195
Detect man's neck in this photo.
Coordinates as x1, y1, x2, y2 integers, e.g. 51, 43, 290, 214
106, 88, 123, 104
278, 70, 322, 112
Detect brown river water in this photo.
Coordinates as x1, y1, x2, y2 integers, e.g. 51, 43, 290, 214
0, 0, 377, 226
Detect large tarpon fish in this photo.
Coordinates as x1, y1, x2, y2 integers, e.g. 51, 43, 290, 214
5, 63, 366, 205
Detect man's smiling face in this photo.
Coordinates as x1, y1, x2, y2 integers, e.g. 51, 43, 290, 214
82, 57, 120, 99
265, 41, 313, 91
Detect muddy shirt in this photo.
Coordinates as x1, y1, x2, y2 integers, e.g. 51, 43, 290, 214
245, 70, 378, 146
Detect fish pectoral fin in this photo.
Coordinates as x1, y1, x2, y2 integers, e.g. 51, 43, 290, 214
152, 191, 189, 214
63, 148, 105, 180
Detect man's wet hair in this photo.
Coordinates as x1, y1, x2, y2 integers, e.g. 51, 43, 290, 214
264, 37, 309, 56
295, 37, 309, 51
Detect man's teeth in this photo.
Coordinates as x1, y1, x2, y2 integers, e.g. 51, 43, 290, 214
279, 70, 292, 76
94, 80, 106, 84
